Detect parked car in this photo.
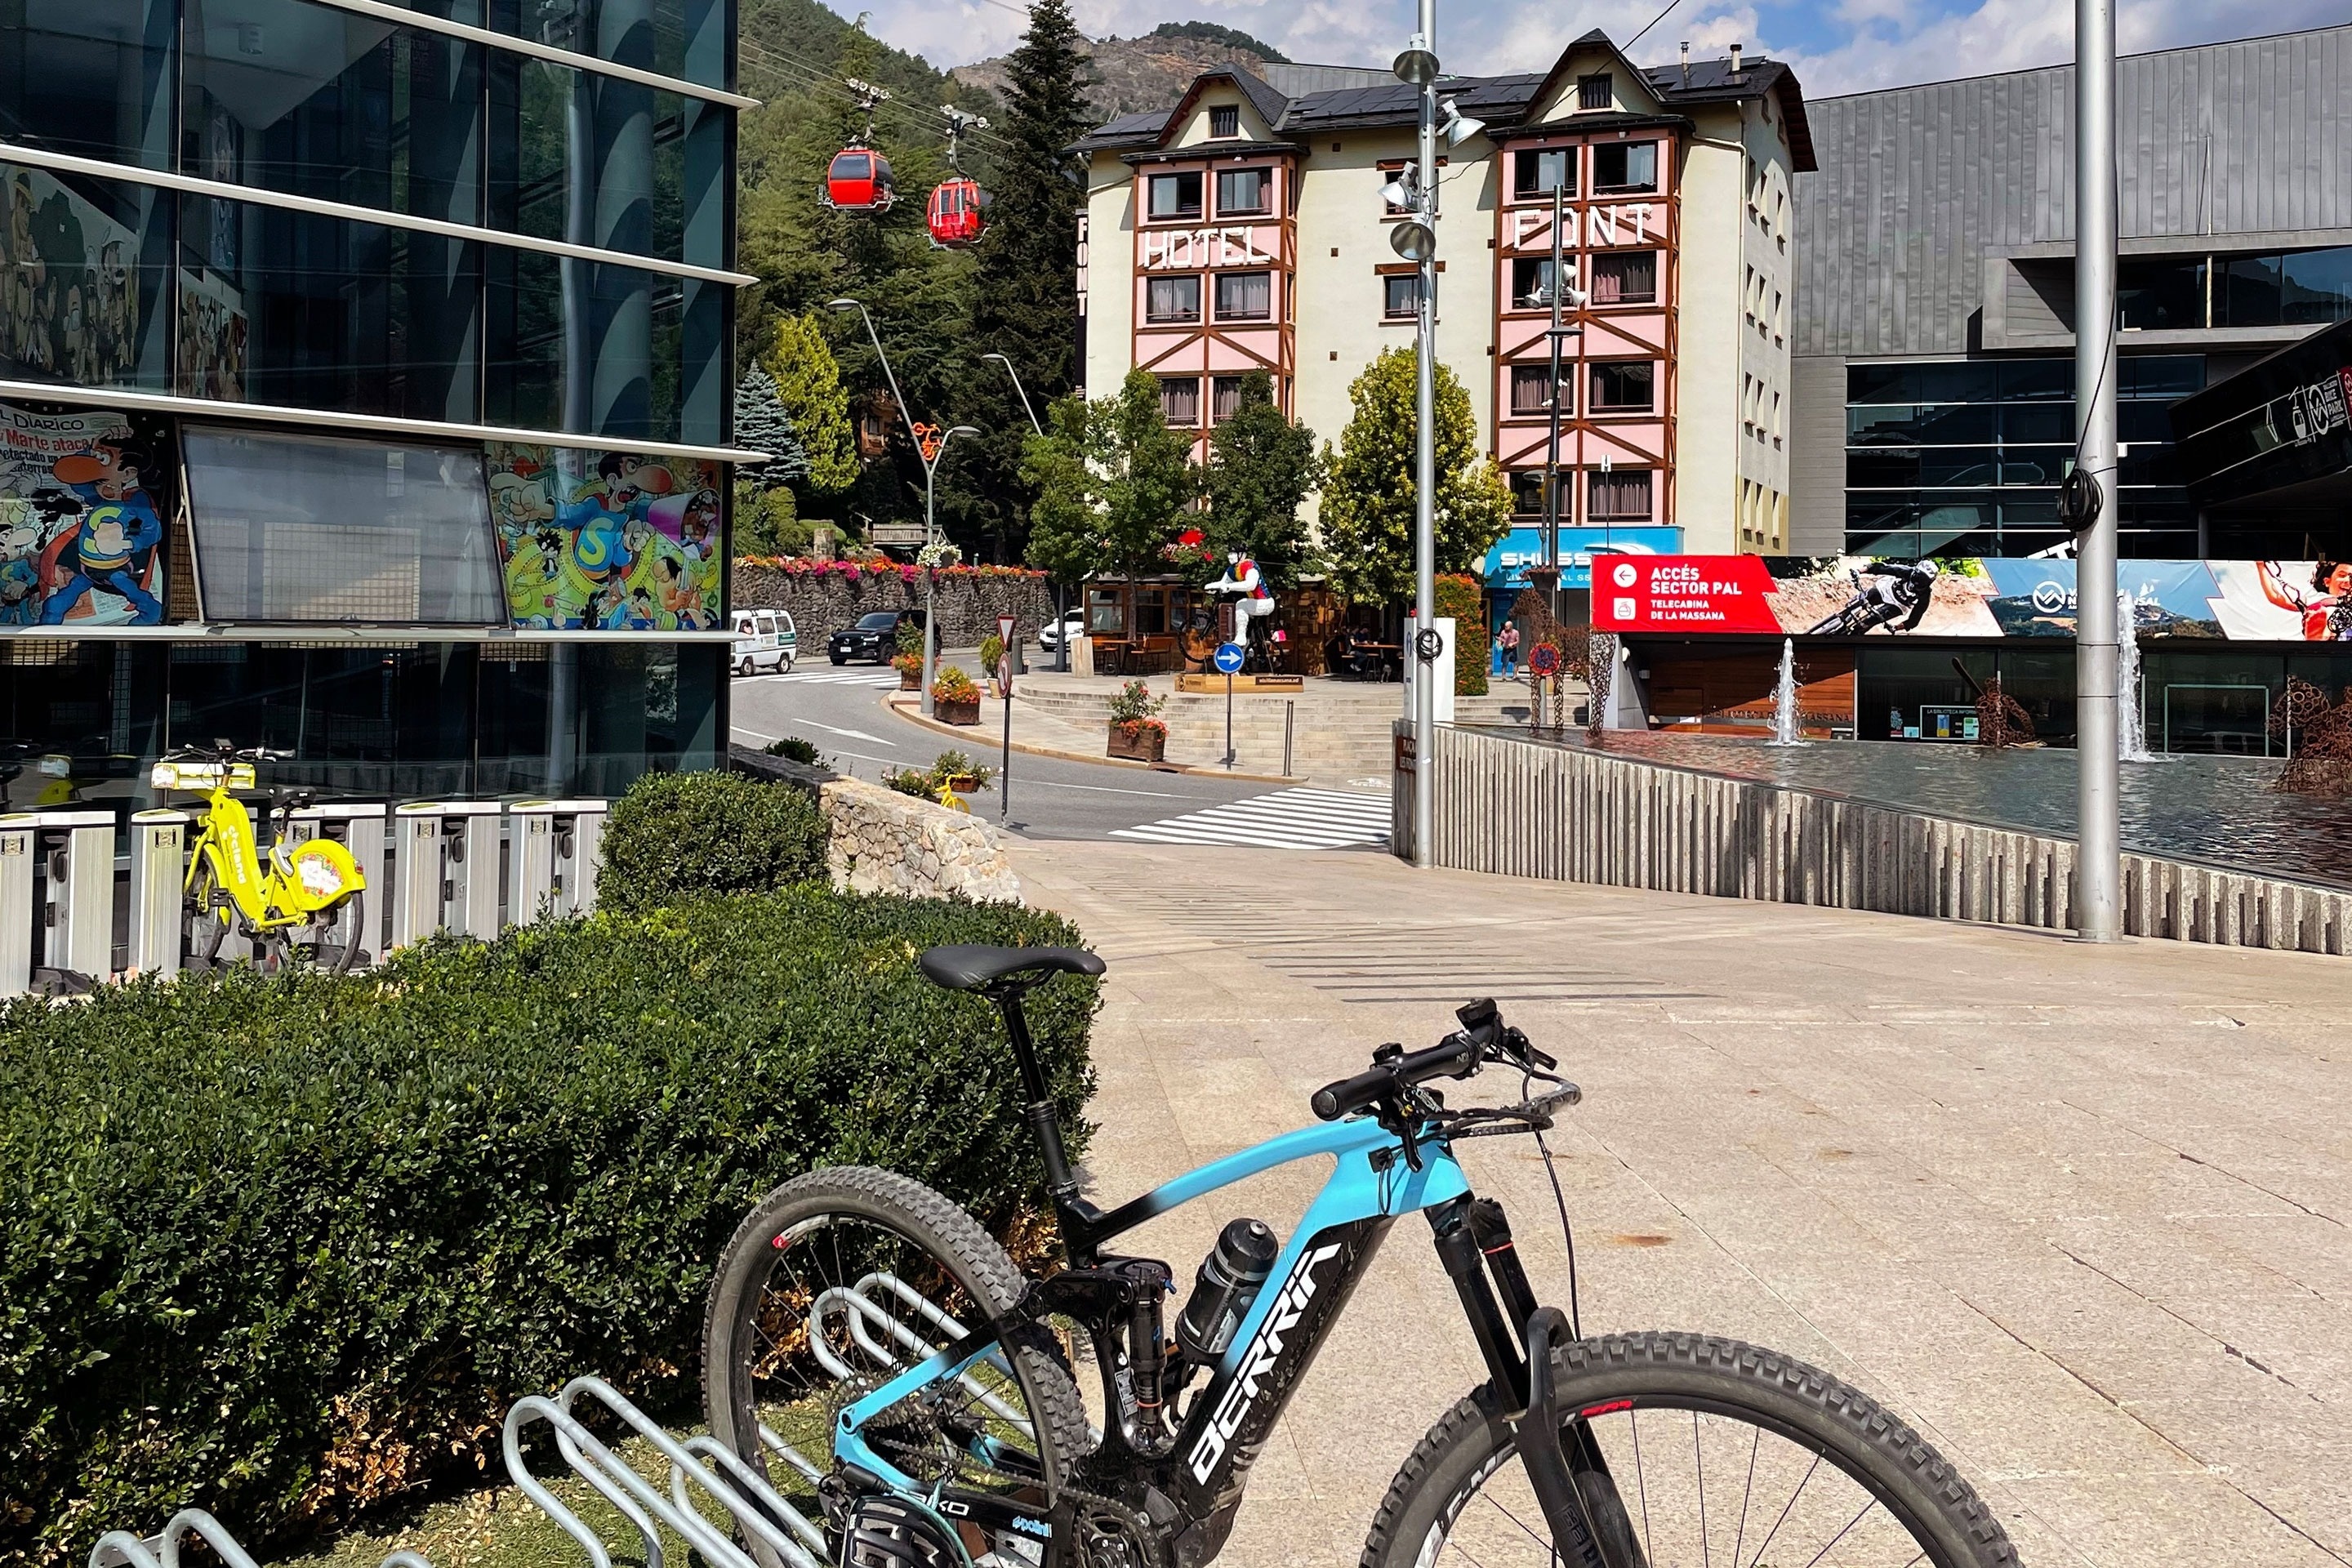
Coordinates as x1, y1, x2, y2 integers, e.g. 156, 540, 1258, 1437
1034, 611, 1085, 653
829, 609, 921, 666
730, 609, 796, 675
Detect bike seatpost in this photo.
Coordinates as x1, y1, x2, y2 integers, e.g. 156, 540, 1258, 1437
989, 987, 1083, 1211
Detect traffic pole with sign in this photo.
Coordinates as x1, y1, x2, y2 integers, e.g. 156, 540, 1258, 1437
996, 614, 1018, 822
1214, 641, 1245, 768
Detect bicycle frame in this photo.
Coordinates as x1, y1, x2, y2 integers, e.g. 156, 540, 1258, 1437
835, 1111, 1535, 1562
164, 767, 364, 933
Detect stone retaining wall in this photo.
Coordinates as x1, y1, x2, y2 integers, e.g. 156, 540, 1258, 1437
733, 566, 1056, 648
732, 746, 1021, 902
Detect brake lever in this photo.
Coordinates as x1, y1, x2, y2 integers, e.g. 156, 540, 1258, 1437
1499, 1026, 1557, 1072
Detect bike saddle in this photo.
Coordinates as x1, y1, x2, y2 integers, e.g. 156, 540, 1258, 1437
917, 944, 1105, 993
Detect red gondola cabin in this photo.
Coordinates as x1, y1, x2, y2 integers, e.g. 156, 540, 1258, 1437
825, 149, 893, 212
925, 177, 987, 247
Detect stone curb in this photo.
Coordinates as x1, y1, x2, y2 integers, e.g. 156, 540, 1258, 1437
881, 693, 1303, 786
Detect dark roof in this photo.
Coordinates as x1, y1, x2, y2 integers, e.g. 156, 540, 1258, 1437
1070, 32, 1816, 172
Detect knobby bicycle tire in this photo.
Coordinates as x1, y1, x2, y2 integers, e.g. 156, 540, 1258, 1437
701, 1166, 1090, 1568
1361, 1330, 2017, 1568
187, 866, 229, 968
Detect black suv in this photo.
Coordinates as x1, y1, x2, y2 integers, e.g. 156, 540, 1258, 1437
829, 609, 920, 665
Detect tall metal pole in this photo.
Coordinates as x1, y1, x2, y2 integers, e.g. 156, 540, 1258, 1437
922, 458, 940, 716
987, 351, 1067, 670
2074, 0, 2120, 939
1410, 0, 1439, 870
1544, 176, 1567, 632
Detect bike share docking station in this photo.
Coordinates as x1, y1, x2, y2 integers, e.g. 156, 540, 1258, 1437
0, 793, 611, 998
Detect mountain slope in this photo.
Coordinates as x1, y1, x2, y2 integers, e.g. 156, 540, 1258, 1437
953, 22, 1287, 121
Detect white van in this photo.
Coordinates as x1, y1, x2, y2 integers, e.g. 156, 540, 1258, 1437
730, 609, 797, 675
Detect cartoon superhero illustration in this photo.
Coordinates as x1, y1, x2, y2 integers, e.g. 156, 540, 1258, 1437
39, 442, 163, 624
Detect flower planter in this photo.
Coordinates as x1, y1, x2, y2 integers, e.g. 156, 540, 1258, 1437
937, 697, 981, 726
897, 665, 922, 690
1107, 724, 1167, 763
947, 773, 982, 794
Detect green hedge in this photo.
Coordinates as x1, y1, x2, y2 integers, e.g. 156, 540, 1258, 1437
1437, 573, 1490, 697
598, 770, 830, 911
0, 889, 1096, 1565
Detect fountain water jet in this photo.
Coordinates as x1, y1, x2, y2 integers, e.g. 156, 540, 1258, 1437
2118, 589, 2167, 763
1766, 637, 1809, 747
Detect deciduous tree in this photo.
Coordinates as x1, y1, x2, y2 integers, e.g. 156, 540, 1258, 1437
1200, 371, 1319, 589
1321, 347, 1511, 605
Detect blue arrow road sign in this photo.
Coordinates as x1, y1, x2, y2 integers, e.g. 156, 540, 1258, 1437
1213, 642, 1246, 675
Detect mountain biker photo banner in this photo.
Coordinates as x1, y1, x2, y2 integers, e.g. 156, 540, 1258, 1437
1594, 555, 2352, 641
487, 445, 724, 631
0, 401, 169, 626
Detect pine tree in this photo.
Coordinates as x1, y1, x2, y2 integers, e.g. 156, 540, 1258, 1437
1201, 372, 1321, 590
1321, 347, 1512, 606
761, 314, 857, 494
733, 363, 808, 492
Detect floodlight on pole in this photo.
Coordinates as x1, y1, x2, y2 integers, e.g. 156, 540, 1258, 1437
1389, 218, 1437, 261
1440, 97, 1486, 147
1393, 32, 1439, 85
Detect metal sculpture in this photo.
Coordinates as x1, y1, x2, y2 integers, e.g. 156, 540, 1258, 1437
2270, 677, 2352, 795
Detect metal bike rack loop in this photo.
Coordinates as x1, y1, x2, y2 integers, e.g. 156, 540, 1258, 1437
505, 1375, 828, 1568
127, 809, 189, 978
89, 1508, 431, 1568
506, 800, 607, 925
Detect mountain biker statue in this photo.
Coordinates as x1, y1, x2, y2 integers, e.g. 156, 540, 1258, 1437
1206, 551, 1275, 664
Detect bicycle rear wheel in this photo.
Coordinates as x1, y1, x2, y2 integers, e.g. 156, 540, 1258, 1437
1362, 1331, 2016, 1568
186, 866, 230, 969
702, 1167, 1090, 1568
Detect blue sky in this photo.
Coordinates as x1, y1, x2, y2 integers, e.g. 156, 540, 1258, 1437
871, 0, 2350, 99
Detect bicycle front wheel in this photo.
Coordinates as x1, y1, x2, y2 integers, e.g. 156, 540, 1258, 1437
1362, 1331, 2016, 1568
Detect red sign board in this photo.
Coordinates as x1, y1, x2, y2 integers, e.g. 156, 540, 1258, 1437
1592, 555, 1784, 635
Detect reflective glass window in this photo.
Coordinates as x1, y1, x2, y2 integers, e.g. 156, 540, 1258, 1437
1510, 256, 1555, 310
1213, 270, 1269, 321
2217, 253, 2282, 327
181, 0, 483, 226
1147, 172, 1202, 221
1590, 251, 1655, 305
480, 0, 728, 91
0, 162, 172, 390
1588, 359, 1652, 411
1590, 141, 1655, 193
1998, 446, 2069, 486
488, 54, 728, 267
2117, 255, 2204, 330
1509, 363, 1554, 415
1382, 274, 1419, 318
0, 0, 175, 169
484, 247, 722, 444
176, 190, 481, 421
1143, 274, 1198, 323
1512, 148, 1571, 198
1214, 167, 1268, 216
2280, 246, 2352, 324
180, 425, 504, 623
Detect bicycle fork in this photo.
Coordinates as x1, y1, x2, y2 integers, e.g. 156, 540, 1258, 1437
1427, 1197, 1647, 1568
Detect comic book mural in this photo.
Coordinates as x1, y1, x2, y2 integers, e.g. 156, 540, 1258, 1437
0, 167, 149, 386
485, 445, 723, 630
1597, 556, 2352, 641
0, 402, 167, 626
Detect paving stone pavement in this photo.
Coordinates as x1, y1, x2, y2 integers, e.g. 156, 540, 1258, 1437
1007, 838, 2352, 1568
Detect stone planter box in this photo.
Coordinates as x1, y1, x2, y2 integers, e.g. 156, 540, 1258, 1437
897, 664, 921, 689
937, 697, 981, 726
947, 773, 982, 794
1107, 724, 1167, 762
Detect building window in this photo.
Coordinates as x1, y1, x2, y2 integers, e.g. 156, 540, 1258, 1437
1588, 468, 1652, 521
1510, 256, 1559, 310
1216, 167, 1272, 216
1160, 376, 1201, 426
1591, 141, 1657, 193
1378, 161, 1419, 214
2118, 256, 2206, 331
1209, 105, 1241, 139
1512, 148, 1574, 198
1147, 171, 1204, 220
1578, 74, 1613, 110
1145, 274, 1202, 323
1383, 274, 1422, 319
1214, 270, 1272, 321
1590, 252, 1655, 305
1588, 359, 1653, 412
1510, 470, 1549, 514
1510, 363, 1557, 416
1211, 375, 1247, 424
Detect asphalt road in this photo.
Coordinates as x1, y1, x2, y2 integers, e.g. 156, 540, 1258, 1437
725, 650, 1367, 842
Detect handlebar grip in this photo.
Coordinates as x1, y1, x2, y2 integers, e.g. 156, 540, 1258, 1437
1312, 1067, 1396, 1122
1311, 1037, 1484, 1121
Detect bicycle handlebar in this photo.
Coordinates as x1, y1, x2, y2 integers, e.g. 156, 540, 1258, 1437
1312, 1036, 1481, 1121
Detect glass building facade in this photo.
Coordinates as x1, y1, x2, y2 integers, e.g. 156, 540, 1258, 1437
0, 0, 739, 812
1843, 354, 2205, 559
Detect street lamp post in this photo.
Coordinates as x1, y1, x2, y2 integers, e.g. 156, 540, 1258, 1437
985, 351, 1068, 674
1539, 177, 1585, 648
2072, 0, 2120, 941
827, 299, 977, 716
1391, 4, 1441, 870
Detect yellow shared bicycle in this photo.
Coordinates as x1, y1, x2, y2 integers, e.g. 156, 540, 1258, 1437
149, 743, 369, 973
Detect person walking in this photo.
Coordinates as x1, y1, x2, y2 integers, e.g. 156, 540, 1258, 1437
1498, 619, 1521, 679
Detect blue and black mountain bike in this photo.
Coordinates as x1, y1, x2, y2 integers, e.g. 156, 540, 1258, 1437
703, 946, 2017, 1568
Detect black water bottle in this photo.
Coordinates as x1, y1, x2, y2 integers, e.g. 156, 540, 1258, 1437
1175, 1218, 1281, 1358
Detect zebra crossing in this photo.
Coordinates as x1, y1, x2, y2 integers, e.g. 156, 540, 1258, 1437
1111, 786, 1392, 851
735, 665, 899, 688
